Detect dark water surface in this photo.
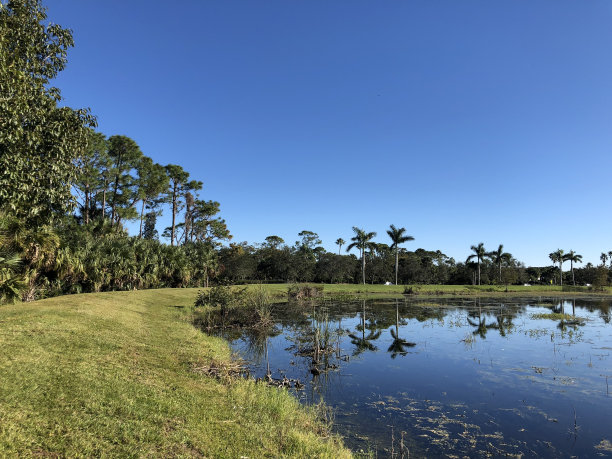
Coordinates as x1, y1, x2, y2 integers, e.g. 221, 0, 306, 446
221, 297, 612, 457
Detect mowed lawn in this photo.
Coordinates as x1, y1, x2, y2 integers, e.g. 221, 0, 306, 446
246, 283, 612, 298
0, 289, 349, 458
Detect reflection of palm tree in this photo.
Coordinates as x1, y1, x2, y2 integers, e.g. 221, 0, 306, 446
466, 300, 505, 339
387, 300, 415, 358
467, 315, 489, 339
348, 301, 381, 355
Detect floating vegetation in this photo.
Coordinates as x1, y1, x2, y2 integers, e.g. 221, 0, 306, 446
595, 439, 612, 452
530, 312, 585, 322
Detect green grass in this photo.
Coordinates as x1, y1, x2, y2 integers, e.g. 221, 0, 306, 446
236, 283, 612, 300
0, 289, 349, 458
529, 312, 584, 321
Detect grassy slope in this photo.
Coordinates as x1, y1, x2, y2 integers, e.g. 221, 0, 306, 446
0, 289, 349, 458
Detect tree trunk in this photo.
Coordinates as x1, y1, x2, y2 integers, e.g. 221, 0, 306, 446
571, 260, 575, 286
362, 249, 366, 285
102, 187, 106, 219
171, 182, 177, 246
84, 183, 90, 225
478, 258, 481, 285
139, 199, 146, 238
559, 262, 563, 286
395, 249, 399, 285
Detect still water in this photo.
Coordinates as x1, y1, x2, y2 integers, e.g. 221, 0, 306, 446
223, 297, 612, 457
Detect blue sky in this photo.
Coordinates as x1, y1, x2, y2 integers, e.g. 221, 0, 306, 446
47, 1, 612, 267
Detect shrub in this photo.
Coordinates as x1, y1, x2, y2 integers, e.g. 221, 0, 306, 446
287, 284, 323, 300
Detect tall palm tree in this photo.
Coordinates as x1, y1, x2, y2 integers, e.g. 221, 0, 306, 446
549, 249, 565, 286
466, 243, 486, 285
386, 224, 414, 286
600, 252, 608, 267
565, 250, 583, 286
486, 244, 512, 283
335, 238, 345, 255
346, 227, 377, 285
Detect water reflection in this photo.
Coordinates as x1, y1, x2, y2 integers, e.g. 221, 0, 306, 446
218, 297, 612, 457
387, 299, 415, 358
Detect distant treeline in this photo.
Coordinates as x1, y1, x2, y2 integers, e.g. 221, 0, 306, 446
217, 235, 608, 287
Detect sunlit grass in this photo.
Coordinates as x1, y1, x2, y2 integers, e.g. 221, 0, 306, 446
0, 289, 349, 457
237, 283, 612, 300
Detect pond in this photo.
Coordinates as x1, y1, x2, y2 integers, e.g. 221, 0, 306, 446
220, 297, 612, 457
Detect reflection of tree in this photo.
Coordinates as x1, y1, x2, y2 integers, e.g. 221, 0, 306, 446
467, 301, 515, 339
387, 300, 415, 358
348, 301, 381, 355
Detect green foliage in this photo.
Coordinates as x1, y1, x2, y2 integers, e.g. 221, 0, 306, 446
195, 284, 247, 310
594, 266, 609, 289
0, 0, 95, 225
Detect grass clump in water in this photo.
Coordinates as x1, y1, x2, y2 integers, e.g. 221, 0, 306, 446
288, 284, 324, 300
530, 312, 583, 321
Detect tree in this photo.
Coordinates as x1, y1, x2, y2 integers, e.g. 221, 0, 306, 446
107, 135, 143, 227
0, 0, 95, 226
74, 130, 109, 225
164, 165, 201, 246
346, 227, 377, 285
466, 243, 486, 285
335, 238, 345, 255
486, 244, 512, 283
386, 224, 414, 285
142, 211, 158, 240
296, 230, 322, 252
190, 199, 230, 245
565, 250, 582, 286
263, 235, 284, 249
135, 157, 168, 238
600, 252, 608, 267
549, 249, 565, 286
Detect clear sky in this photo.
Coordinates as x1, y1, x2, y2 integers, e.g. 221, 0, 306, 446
46, 1, 612, 267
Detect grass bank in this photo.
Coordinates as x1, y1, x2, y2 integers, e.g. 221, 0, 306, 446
0, 289, 349, 458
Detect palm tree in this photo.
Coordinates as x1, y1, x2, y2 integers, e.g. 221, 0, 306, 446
335, 238, 345, 255
600, 252, 608, 267
486, 244, 512, 283
549, 249, 565, 286
565, 250, 582, 286
386, 224, 414, 286
346, 227, 377, 285
466, 243, 486, 285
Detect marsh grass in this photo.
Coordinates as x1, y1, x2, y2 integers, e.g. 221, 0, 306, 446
0, 289, 349, 457
530, 312, 585, 321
